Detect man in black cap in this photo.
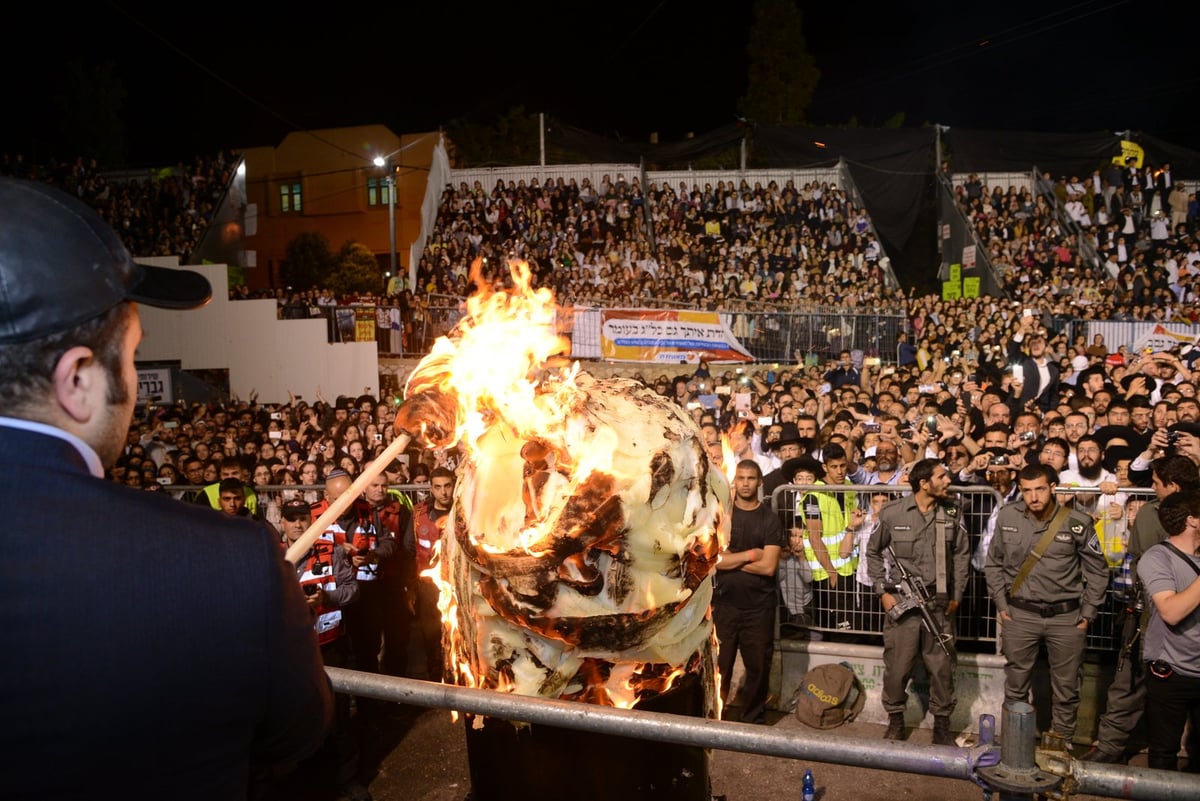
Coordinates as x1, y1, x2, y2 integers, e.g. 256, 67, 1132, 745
0, 177, 331, 799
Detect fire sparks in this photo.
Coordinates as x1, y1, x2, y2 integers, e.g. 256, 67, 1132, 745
397, 258, 729, 716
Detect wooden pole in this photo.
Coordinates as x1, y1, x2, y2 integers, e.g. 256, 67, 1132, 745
285, 431, 413, 564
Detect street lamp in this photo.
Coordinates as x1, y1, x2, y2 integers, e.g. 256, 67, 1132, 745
372, 156, 397, 286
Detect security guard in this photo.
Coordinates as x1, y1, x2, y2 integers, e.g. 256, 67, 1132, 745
985, 462, 1109, 750
866, 458, 970, 745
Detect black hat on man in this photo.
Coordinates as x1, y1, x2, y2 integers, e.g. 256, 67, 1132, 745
770, 422, 805, 452
781, 454, 825, 483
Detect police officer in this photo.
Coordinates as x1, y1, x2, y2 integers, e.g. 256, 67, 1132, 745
985, 463, 1109, 750
867, 458, 970, 745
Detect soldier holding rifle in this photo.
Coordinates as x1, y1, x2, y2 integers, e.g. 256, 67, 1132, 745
866, 458, 970, 745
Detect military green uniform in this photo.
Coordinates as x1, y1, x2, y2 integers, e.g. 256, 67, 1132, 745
984, 500, 1109, 741
867, 495, 970, 717
1090, 497, 1164, 758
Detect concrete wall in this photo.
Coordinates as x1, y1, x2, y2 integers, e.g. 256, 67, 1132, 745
135, 260, 378, 404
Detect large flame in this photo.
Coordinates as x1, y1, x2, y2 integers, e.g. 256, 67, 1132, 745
400, 259, 729, 715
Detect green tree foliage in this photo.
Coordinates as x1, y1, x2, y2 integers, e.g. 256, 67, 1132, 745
282, 230, 333, 290
738, 0, 820, 125
330, 241, 383, 296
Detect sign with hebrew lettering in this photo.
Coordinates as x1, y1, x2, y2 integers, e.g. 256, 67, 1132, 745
599, 309, 753, 364
136, 367, 174, 405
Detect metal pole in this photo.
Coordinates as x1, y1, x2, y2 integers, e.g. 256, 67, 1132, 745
327, 668, 1200, 801
387, 172, 397, 282
977, 702, 1062, 801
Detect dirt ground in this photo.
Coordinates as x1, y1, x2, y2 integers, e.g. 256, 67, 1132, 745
264, 698, 1135, 801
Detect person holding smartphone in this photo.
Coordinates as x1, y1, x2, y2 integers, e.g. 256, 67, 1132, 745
1006, 315, 1061, 414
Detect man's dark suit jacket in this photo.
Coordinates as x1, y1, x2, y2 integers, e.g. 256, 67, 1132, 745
0, 425, 332, 800
1006, 337, 1061, 413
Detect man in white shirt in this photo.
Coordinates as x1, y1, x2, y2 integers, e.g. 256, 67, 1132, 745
1058, 435, 1125, 521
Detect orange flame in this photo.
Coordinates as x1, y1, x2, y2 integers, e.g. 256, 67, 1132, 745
720, 433, 738, 485
400, 258, 729, 716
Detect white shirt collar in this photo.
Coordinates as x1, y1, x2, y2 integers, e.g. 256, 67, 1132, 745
0, 416, 105, 478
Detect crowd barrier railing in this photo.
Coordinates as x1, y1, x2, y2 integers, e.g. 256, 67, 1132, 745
769, 483, 1155, 655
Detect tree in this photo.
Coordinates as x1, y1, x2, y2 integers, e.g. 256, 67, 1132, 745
282, 231, 333, 290
329, 241, 383, 296
738, 0, 820, 126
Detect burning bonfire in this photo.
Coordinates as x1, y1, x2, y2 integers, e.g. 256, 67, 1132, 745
394, 259, 730, 717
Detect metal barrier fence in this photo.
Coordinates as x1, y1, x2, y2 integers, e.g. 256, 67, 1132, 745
327, 667, 1200, 801
770, 483, 1155, 655
568, 307, 907, 364
306, 299, 1200, 366
169, 479, 1151, 657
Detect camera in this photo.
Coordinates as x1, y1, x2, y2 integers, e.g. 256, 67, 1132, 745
924, 415, 938, 435
303, 584, 319, 597
1019, 431, 1038, 443
1167, 431, 1181, 448
863, 422, 881, 434
270, 412, 282, 420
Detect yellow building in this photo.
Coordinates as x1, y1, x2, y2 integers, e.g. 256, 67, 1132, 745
239, 124, 437, 293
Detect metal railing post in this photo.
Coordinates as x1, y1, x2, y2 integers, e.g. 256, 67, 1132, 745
976, 701, 1062, 800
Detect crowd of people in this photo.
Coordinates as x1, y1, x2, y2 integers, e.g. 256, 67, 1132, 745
253, 165, 1200, 371
0, 151, 238, 265
109, 303, 1200, 766
8, 148, 1200, 777
954, 164, 1200, 322
9, 149, 1199, 369
681, 322, 1199, 765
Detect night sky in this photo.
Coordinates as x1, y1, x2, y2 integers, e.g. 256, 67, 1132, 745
6, 0, 1200, 167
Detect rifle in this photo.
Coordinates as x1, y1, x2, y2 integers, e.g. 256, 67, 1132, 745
885, 546, 953, 656
1116, 586, 1146, 674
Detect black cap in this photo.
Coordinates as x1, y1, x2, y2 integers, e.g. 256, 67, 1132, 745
0, 177, 212, 343
280, 498, 312, 520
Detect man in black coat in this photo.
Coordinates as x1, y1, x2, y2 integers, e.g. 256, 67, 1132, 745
1006, 314, 1061, 414
0, 177, 332, 800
